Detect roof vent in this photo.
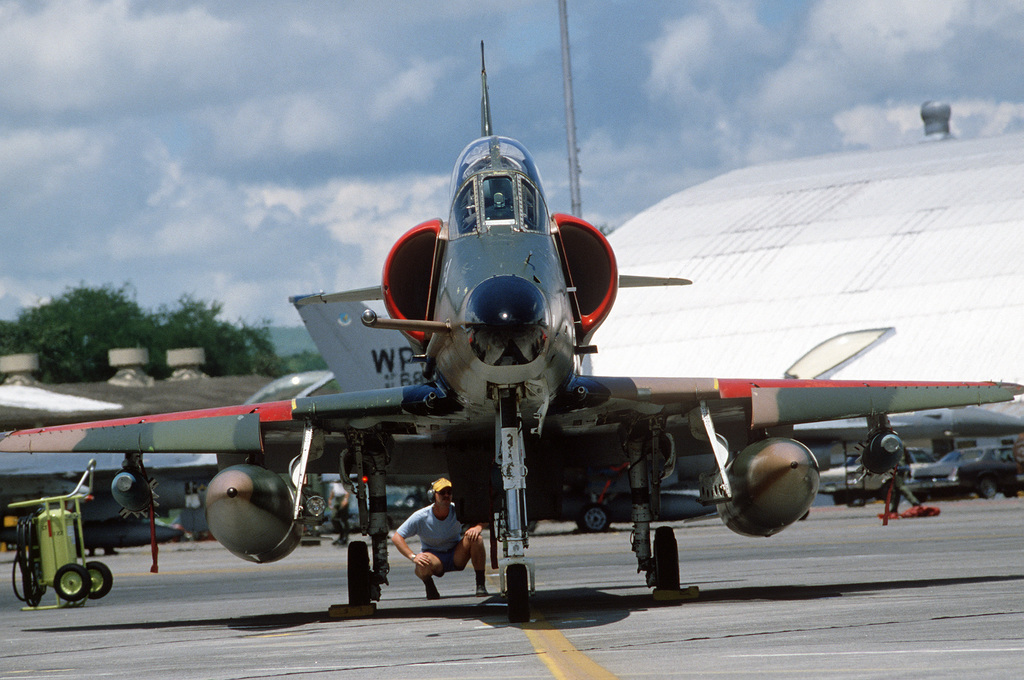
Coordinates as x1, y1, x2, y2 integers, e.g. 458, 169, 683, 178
166, 347, 208, 381
921, 101, 952, 140
108, 347, 155, 387
1, 353, 40, 386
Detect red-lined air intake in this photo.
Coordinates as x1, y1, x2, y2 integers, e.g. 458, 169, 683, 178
553, 214, 618, 344
382, 219, 442, 345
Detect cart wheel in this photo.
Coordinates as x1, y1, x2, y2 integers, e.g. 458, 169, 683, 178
86, 561, 114, 599
576, 503, 610, 533
54, 564, 91, 602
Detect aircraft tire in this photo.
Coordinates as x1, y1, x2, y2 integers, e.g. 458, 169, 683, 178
86, 561, 113, 599
653, 526, 679, 591
506, 563, 529, 623
54, 564, 91, 603
347, 540, 371, 606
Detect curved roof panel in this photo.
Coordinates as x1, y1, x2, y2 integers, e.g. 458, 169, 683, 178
594, 134, 1024, 385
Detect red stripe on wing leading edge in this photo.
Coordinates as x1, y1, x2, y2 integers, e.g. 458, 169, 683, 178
8, 400, 296, 437
714, 378, 1016, 400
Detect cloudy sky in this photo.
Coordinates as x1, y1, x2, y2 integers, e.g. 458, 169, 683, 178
3, 0, 1024, 326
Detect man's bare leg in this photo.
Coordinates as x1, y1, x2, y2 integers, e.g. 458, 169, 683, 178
413, 552, 443, 599
454, 532, 488, 596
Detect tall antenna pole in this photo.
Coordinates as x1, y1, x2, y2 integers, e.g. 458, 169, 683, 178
480, 41, 493, 137
558, 0, 582, 217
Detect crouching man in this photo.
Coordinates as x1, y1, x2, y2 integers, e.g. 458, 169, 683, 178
391, 477, 488, 599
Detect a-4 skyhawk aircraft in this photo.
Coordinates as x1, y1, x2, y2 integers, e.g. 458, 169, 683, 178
1, 55, 1021, 623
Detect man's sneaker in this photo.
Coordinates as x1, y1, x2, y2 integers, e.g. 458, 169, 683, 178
424, 578, 440, 600
475, 584, 488, 597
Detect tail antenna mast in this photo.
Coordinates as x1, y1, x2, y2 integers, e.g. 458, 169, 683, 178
480, 41, 493, 137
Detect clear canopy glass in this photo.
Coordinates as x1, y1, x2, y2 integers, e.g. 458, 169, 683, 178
450, 136, 545, 199
448, 136, 548, 237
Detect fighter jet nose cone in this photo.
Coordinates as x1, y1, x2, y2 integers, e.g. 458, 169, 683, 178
464, 276, 549, 367
466, 276, 546, 327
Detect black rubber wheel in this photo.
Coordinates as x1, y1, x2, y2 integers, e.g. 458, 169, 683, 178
653, 526, 679, 591
85, 561, 113, 600
976, 476, 998, 499
506, 563, 530, 623
347, 540, 371, 606
53, 563, 91, 603
576, 503, 609, 533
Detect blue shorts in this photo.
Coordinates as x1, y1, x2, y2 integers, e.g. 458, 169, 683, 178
424, 547, 461, 575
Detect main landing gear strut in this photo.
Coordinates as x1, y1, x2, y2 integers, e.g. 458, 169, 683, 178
339, 429, 391, 613
624, 420, 685, 595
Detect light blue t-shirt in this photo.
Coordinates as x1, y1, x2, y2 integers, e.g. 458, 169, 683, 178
395, 504, 462, 552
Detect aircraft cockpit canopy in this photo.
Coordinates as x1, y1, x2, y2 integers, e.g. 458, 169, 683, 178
449, 136, 548, 237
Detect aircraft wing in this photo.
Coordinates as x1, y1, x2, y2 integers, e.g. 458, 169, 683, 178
0, 401, 295, 454
1, 378, 1018, 456
562, 377, 1023, 430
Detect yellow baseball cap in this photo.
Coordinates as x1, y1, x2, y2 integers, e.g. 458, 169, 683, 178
431, 477, 452, 493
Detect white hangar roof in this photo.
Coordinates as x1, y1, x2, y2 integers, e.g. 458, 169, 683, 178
592, 132, 1024, 387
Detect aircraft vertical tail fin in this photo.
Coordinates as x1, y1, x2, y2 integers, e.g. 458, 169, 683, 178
480, 41, 493, 137
291, 299, 424, 392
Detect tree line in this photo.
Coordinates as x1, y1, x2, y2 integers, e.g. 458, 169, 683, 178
0, 284, 282, 383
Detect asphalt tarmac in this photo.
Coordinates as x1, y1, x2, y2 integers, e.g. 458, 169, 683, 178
2, 497, 1022, 680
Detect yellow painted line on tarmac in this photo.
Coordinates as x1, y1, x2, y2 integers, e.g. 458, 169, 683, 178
520, 611, 619, 680
249, 632, 303, 639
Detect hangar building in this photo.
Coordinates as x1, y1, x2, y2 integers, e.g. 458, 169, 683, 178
593, 109, 1024, 398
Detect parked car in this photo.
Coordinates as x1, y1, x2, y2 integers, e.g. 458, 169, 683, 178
819, 448, 935, 506
911, 446, 1022, 499
562, 488, 714, 532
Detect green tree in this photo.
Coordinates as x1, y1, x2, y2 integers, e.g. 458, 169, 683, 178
0, 284, 153, 383
278, 350, 328, 374
0, 284, 281, 383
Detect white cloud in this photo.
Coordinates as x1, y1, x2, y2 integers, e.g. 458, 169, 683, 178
206, 94, 348, 163
4, 0, 1024, 331
833, 103, 924, 148
0, 0, 241, 115
370, 58, 447, 120
952, 99, 1024, 137
0, 127, 106, 203
646, 1, 771, 108
833, 98, 1024, 149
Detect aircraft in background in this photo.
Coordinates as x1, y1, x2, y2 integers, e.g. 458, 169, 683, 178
1, 52, 1020, 623
0, 373, 339, 553
292, 300, 426, 392
0, 453, 202, 552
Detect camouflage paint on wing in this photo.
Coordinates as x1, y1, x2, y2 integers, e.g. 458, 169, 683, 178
734, 381, 1022, 428
0, 413, 265, 454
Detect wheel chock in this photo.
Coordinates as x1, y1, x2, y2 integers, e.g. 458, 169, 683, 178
328, 603, 377, 619
652, 585, 699, 602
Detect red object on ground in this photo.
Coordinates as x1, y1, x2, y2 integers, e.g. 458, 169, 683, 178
900, 505, 941, 518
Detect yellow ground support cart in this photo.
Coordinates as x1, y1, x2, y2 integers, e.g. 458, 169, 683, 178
10, 460, 113, 610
